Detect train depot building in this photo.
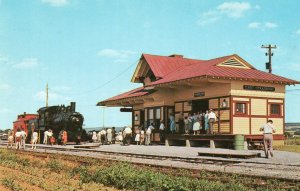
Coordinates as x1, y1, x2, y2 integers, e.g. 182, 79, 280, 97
98, 53, 299, 148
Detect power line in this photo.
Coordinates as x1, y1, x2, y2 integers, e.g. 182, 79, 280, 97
69, 60, 138, 96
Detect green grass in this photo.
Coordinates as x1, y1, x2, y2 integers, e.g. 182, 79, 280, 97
0, 149, 299, 191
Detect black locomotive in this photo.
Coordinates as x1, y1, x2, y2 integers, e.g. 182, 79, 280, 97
36, 102, 84, 143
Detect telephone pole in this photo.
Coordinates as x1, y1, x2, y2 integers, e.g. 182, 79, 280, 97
261, 44, 276, 73
46, 83, 49, 107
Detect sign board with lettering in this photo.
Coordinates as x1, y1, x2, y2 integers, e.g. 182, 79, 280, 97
243, 85, 275, 92
194, 92, 205, 97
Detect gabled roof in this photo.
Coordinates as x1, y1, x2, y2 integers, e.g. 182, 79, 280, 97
139, 54, 298, 86
98, 53, 300, 106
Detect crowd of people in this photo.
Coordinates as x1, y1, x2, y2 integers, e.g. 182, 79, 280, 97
7, 123, 39, 150
174, 109, 217, 135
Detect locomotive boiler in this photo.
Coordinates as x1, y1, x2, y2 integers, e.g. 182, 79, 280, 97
37, 102, 84, 143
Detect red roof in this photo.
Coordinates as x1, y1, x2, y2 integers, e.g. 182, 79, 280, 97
142, 54, 206, 78
98, 87, 151, 105
143, 54, 299, 86
99, 53, 299, 105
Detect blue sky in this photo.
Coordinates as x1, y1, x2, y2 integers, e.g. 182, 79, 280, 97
0, 0, 300, 130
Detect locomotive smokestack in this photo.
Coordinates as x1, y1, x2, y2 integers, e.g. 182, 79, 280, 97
70, 102, 76, 112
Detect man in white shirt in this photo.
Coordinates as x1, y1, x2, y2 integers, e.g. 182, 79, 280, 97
100, 129, 107, 145
260, 120, 276, 158
208, 109, 217, 134
145, 123, 155, 146
123, 126, 132, 145
159, 120, 165, 143
20, 128, 27, 149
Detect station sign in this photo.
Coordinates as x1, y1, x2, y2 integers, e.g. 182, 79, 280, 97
120, 108, 133, 112
194, 92, 205, 97
243, 85, 275, 92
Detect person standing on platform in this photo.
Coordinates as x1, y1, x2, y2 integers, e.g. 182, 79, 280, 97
111, 127, 116, 144
106, 128, 112, 144
135, 127, 141, 145
198, 112, 203, 134
140, 129, 145, 145
260, 120, 276, 158
145, 123, 155, 145
208, 109, 217, 134
100, 129, 107, 145
169, 114, 176, 133
204, 110, 209, 134
43, 130, 49, 144
31, 130, 38, 149
92, 131, 97, 142
20, 128, 27, 149
159, 120, 165, 143
188, 113, 193, 134
178, 112, 184, 133
7, 130, 14, 149
193, 119, 200, 135
58, 130, 64, 145
15, 129, 22, 150
62, 129, 68, 146
123, 126, 132, 145
184, 116, 189, 134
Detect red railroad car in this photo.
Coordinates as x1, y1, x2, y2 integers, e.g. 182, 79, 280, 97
13, 112, 38, 136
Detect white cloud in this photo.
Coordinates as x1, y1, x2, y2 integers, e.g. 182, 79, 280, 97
0, 108, 11, 114
0, 54, 10, 64
217, 2, 251, 18
295, 29, 300, 35
0, 84, 12, 91
265, 22, 278, 28
197, 11, 220, 26
13, 58, 39, 69
248, 22, 261, 29
41, 0, 69, 7
248, 22, 278, 30
198, 2, 252, 26
98, 49, 135, 59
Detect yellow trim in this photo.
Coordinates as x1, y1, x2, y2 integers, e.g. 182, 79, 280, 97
217, 56, 253, 69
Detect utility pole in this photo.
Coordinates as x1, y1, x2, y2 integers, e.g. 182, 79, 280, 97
261, 44, 276, 73
46, 83, 49, 107
102, 106, 105, 128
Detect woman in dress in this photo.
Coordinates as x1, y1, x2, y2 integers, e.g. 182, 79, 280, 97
204, 110, 209, 134
62, 130, 68, 146
169, 113, 176, 133
135, 128, 141, 145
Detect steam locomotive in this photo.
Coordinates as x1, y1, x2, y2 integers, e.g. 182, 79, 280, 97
37, 102, 84, 143
13, 102, 84, 144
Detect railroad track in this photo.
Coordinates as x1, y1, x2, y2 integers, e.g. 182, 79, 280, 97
1, 142, 300, 182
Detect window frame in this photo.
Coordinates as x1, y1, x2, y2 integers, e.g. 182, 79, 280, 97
270, 103, 281, 116
235, 102, 247, 115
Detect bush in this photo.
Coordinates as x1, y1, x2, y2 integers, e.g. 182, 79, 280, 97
71, 162, 249, 191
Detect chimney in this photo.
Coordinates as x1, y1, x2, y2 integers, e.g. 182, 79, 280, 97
169, 54, 183, 58
70, 102, 76, 112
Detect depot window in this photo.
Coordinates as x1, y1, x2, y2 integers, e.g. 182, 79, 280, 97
270, 104, 281, 115
236, 102, 247, 114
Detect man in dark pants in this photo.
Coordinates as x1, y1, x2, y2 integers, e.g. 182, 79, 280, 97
260, 120, 276, 158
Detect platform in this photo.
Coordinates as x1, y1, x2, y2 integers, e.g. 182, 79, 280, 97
165, 134, 241, 149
